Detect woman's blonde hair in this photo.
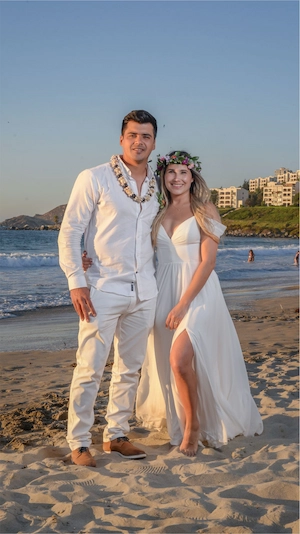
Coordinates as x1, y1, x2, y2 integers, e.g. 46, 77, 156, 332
152, 151, 219, 245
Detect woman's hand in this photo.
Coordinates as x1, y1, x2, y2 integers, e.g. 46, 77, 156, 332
166, 301, 189, 330
82, 250, 93, 272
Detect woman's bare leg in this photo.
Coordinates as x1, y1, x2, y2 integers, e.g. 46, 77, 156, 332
170, 331, 199, 456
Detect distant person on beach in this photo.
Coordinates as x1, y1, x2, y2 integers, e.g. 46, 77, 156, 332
293, 250, 299, 266
58, 110, 159, 467
248, 249, 255, 262
84, 150, 263, 456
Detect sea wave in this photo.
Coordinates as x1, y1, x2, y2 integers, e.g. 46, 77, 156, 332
0, 312, 17, 320
0, 293, 71, 317
0, 253, 58, 268
218, 243, 298, 253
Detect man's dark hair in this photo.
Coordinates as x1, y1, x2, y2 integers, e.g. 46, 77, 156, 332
121, 110, 157, 139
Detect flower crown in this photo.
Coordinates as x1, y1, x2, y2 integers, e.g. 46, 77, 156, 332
156, 151, 202, 175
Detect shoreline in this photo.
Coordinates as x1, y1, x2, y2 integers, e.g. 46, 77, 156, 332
1, 286, 298, 353
1, 280, 298, 322
0, 305, 79, 353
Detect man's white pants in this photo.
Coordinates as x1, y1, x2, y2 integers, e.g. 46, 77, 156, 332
67, 287, 156, 451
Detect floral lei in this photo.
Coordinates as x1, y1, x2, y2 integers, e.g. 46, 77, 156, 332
156, 151, 202, 176
110, 155, 156, 203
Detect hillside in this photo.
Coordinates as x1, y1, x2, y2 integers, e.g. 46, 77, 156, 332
35, 205, 66, 224
220, 206, 299, 237
0, 205, 66, 229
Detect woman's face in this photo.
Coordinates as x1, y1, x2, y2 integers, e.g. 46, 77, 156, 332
164, 164, 193, 198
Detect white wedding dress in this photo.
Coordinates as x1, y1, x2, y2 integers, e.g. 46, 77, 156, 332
136, 217, 263, 447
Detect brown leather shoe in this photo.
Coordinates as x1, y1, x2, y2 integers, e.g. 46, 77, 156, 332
71, 447, 96, 467
103, 436, 146, 459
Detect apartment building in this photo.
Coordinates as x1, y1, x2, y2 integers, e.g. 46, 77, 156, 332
213, 187, 249, 208
249, 178, 260, 192
263, 182, 300, 206
275, 168, 300, 184
249, 176, 277, 192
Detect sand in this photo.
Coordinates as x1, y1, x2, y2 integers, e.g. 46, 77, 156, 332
0, 296, 299, 533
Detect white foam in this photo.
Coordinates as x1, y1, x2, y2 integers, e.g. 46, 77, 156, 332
0, 312, 17, 320
0, 253, 58, 268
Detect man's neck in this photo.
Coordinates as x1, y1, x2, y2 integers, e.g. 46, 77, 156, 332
120, 156, 148, 181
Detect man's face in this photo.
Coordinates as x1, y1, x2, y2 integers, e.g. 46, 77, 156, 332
120, 121, 156, 165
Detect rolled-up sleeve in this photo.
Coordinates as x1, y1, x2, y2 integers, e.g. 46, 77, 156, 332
58, 169, 99, 290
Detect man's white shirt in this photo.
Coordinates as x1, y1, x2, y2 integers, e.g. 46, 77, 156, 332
58, 156, 159, 301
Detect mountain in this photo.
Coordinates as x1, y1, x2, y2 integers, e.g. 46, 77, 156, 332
0, 205, 67, 229
34, 205, 67, 224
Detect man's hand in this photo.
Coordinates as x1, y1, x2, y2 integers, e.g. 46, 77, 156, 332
70, 287, 97, 322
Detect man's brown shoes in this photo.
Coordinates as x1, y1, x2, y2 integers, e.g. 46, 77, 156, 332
103, 436, 146, 459
71, 446, 96, 467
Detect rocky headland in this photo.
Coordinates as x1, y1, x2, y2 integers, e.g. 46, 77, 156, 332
0, 205, 66, 231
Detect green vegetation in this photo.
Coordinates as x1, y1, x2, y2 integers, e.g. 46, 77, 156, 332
240, 180, 249, 191
210, 189, 218, 206
220, 207, 299, 236
245, 188, 264, 207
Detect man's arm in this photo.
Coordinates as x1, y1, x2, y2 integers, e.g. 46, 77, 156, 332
58, 169, 99, 321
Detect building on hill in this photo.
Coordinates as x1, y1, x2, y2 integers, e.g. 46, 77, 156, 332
249, 176, 277, 192
263, 181, 300, 206
275, 167, 292, 178
276, 169, 300, 184
249, 168, 300, 195
212, 168, 299, 209
212, 187, 249, 209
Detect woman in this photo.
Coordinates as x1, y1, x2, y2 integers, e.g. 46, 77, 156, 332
83, 151, 263, 456
136, 151, 263, 456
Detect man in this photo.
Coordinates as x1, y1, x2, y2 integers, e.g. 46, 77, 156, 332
58, 110, 159, 467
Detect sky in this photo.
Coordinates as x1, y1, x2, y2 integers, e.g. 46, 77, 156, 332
0, 0, 298, 221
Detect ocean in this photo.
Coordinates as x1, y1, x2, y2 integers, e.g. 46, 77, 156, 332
0, 229, 298, 351
0, 228, 298, 318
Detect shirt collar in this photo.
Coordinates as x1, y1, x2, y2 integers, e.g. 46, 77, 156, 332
117, 155, 152, 182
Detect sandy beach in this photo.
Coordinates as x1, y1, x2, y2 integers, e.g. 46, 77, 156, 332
0, 295, 299, 533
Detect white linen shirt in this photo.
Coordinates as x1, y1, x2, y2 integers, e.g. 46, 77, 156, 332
58, 157, 160, 301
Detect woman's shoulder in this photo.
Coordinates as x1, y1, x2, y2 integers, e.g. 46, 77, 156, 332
203, 202, 226, 238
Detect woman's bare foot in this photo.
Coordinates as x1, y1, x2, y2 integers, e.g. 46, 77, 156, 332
179, 426, 199, 457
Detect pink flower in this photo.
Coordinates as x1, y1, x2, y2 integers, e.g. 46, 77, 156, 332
188, 163, 194, 169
